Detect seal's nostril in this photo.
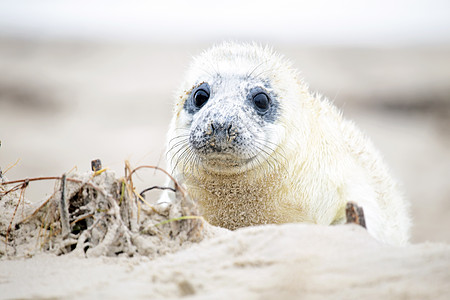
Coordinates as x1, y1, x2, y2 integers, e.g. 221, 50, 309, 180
227, 124, 232, 136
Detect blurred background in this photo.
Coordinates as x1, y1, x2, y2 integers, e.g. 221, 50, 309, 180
0, 0, 449, 243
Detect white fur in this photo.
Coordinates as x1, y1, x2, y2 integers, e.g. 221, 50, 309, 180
162, 42, 411, 246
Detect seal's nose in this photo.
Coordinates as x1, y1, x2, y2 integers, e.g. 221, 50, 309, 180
204, 120, 238, 152
209, 121, 232, 137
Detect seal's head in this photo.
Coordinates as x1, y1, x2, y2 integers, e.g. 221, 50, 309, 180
168, 42, 309, 177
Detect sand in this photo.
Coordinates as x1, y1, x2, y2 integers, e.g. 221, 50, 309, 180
1, 225, 450, 299
1, 39, 450, 299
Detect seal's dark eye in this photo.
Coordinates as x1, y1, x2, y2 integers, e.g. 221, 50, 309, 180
193, 89, 209, 108
253, 92, 270, 112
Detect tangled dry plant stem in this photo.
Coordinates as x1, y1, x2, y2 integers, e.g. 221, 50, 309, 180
4, 180, 28, 252
1, 161, 205, 258
1, 174, 105, 254
59, 174, 70, 237
127, 165, 187, 199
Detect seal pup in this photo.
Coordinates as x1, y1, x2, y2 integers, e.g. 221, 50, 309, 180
162, 42, 410, 245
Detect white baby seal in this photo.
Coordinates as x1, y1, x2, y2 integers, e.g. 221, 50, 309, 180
163, 42, 410, 245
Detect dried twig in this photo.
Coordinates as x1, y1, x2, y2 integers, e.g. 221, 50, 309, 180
2, 176, 71, 186
2, 176, 112, 203
59, 174, 70, 237
0, 183, 24, 197
4, 180, 29, 252
133, 190, 158, 213
2, 158, 20, 176
139, 186, 176, 200
19, 190, 57, 224
71, 213, 94, 226
127, 165, 186, 197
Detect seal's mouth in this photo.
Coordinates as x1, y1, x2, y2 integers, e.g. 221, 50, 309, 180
193, 151, 260, 174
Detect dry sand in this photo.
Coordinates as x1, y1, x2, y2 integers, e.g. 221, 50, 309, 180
1, 39, 450, 299
1, 224, 450, 299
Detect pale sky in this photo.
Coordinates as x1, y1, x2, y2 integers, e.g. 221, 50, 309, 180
0, 0, 449, 45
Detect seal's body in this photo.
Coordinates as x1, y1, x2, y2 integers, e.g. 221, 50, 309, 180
164, 42, 410, 245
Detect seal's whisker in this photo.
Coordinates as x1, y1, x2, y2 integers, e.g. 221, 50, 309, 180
167, 138, 190, 155
180, 149, 196, 178
251, 66, 274, 80
174, 127, 191, 132
167, 135, 190, 151
254, 138, 289, 166
253, 140, 288, 174
171, 145, 192, 175
180, 150, 192, 176
184, 150, 197, 176
168, 134, 190, 144
166, 141, 188, 156
252, 145, 276, 174
246, 61, 266, 79
197, 66, 215, 78
168, 142, 190, 168
193, 154, 203, 178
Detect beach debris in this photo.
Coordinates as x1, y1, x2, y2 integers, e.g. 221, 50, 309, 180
140, 186, 176, 201
91, 159, 102, 172
0, 161, 209, 258
59, 174, 70, 237
345, 202, 367, 228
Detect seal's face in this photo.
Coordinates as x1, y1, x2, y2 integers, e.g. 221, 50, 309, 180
186, 75, 280, 174
171, 73, 283, 175
168, 43, 297, 176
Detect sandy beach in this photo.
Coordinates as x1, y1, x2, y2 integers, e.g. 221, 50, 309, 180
1, 38, 450, 298
2, 224, 450, 300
